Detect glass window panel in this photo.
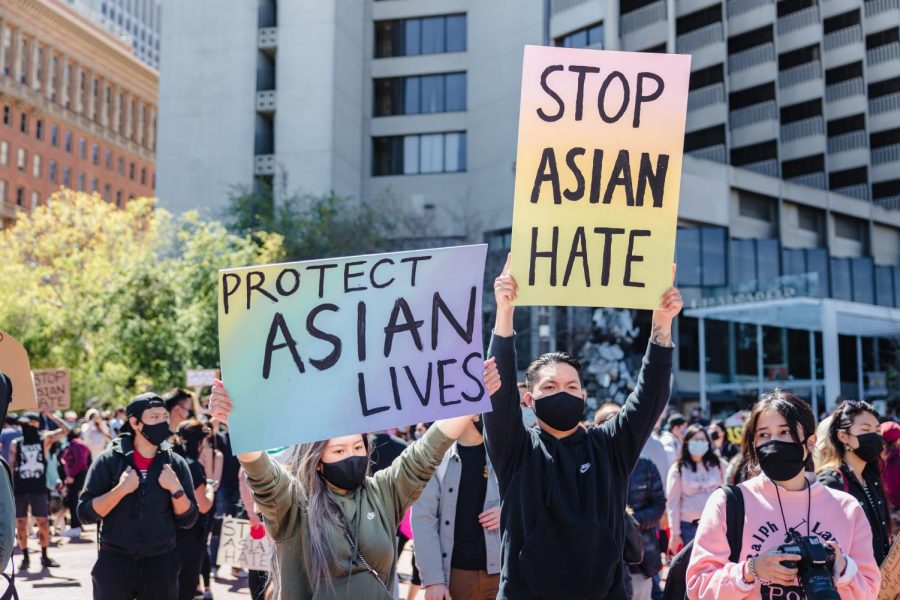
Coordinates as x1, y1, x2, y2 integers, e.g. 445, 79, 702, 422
420, 75, 445, 113
735, 322, 758, 376
446, 15, 466, 52
676, 228, 702, 286
875, 266, 894, 307
404, 19, 421, 56
444, 133, 460, 172
445, 73, 466, 111
421, 17, 445, 54
404, 77, 420, 114
373, 79, 393, 117
786, 328, 811, 379
831, 258, 852, 300
458, 132, 467, 171
420, 134, 444, 173
678, 317, 699, 371
782, 248, 805, 275
806, 249, 829, 298
588, 24, 604, 47
701, 227, 726, 286
850, 257, 873, 304
567, 30, 588, 48
403, 135, 419, 174
894, 267, 900, 308
731, 239, 756, 291
706, 319, 729, 373
756, 239, 780, 289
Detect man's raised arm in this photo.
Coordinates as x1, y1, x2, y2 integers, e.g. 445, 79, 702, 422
484, 255, 528, 488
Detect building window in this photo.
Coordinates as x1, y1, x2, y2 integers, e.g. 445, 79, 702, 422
875, 265, 895, 307
31, 191, 39, 208
374, 72, 466, 116
77, 172, 85, 192
116, 189, 123, 207
20, 113, 27, 134
374, 14, 466, 58
731, 238, 780, 291
738, 190, 776, 221
129, 162, 136, 180
92, 144, 100, 166
16, 148, 26, 171
103, 184, 111, 202
49, 160, 57, 183
63, 167, 71, 187
35, 119, 43, 140
0, 180, 5, 202
32, 154, 41, 178
783, 247, 829, 297
555, 22, 604, 49
373, 132, 467, 176
0, 141, 7, 166
105, 150, 113, 169
91, 178, 98, 193
79, 139, 87, 160
675, 226, 728, 287
140, 167, 146, 185
50, 125, 59, 146
15, 187, 25, 207
834, 214, 865, 240
797, 205, 822, 232
65, 132, 73, 153
2, 105, 10, 126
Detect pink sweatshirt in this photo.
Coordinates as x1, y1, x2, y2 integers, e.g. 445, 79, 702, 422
666, 459, 727, 536
687, 474, 881, 600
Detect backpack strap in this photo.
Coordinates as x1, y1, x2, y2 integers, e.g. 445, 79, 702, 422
722, 485, 745, 564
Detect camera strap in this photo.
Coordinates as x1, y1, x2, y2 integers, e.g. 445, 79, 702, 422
772, 476, 811, 542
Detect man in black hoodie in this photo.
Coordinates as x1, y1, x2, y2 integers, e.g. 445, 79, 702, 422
483, 258, 681, 600
77, 393, 198, 600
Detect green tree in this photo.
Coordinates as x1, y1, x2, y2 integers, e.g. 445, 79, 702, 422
0, 191, 283, 410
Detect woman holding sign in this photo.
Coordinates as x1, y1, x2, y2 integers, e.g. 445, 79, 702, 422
208, 380, 492, 599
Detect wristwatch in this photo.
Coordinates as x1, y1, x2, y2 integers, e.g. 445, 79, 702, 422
171, 488, 185, 500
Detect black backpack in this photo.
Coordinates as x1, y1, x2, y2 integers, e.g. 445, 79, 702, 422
662, 485, 744, 600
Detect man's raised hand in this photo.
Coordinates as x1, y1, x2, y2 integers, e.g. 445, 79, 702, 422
494, 253, 518, 309
483, 357, 501, 396
209, 379, 233, 425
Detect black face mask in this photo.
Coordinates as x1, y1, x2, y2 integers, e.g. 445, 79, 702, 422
852, 432, 884, 464
710, 430, 721, 442
473, 419, 484, 435
139, 421, 171, 447
757, 439, 807, 481
321, 455, 368, 491
533, 391, 585, 432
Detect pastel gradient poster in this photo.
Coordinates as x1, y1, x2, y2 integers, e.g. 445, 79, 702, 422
217, 245, 490, 453
510, 45, 690, 309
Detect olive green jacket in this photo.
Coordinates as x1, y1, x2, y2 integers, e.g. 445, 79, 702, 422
243, 425, 454, 599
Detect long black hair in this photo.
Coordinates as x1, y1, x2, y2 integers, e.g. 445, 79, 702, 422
177, 418, 210, 460
677, 424, 720, 472
742, 389, 816, 477
830, 399, 882, 467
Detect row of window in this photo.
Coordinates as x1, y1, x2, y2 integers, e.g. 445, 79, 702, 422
372, 132, 466, 176
375, 14, 466, 58
373, 72, 466, 117
0, 25, 156, 150
555, 22, 604, 49
674, 226, 898, 307
0, 178, 133, 209
0, 137, 150, 185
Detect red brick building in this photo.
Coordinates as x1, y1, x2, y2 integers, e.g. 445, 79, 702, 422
0, 0, 156, 227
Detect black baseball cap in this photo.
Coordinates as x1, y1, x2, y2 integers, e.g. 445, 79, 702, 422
126, 393, 166, 422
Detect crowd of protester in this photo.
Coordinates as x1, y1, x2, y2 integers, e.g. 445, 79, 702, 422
0, 260, 897, 600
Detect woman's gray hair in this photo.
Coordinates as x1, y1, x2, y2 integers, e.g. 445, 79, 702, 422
270, 435, 372, 595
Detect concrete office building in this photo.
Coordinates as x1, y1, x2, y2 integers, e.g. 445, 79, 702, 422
156, 0, 900, 416
65, 0, 161, 69
0, 0, 157, 228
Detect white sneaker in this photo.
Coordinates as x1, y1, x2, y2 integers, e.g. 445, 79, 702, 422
61, 527, 82, 538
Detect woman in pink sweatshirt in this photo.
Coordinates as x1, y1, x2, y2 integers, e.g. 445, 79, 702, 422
666, 424, 728, 553
687, 390, 881, 600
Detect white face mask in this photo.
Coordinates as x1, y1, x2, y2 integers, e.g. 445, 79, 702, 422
688, 439, 709, 456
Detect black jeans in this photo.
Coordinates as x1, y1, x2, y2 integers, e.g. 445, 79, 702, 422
91, 549, 179, 600
249, 570, 268, 600
177, 529, 207, 600
65, 472, 86, 529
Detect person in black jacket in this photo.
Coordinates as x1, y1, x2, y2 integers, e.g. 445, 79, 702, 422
483, 258, 681, 600
816, 399, 892, 565
77, 393, 199, 600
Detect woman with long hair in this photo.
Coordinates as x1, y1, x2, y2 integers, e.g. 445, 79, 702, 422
709, 420, 739, 461
816, 400, 892, 565
666, 424, 727, 553
208, 378, 487, 599
687, 390, 880, 599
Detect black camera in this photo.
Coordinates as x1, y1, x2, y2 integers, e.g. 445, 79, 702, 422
777, 531, 839, 600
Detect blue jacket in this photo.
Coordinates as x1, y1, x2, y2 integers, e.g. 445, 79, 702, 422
627, 456, 666, 577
